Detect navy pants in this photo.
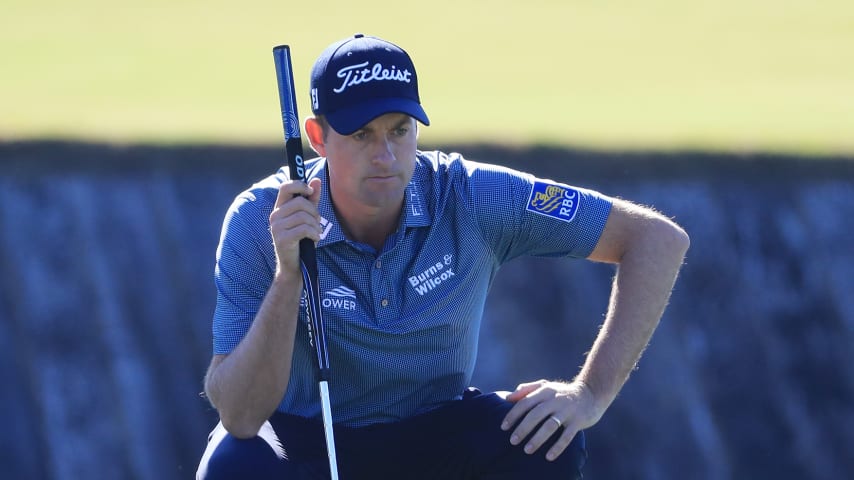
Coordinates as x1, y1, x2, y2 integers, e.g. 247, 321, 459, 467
197, 389, 587, 479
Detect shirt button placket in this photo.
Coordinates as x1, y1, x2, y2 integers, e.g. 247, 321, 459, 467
372, 256, 391, 322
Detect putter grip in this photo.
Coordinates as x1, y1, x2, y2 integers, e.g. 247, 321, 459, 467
273, 45, 321, 287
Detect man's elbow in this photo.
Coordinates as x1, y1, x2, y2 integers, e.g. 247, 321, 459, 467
666, 220, 690, 259
204, 364, 266, 439
206, 385, 268, 439
219, 413, 265, 440
590, 199, 689, 265
645, 217, 690, 272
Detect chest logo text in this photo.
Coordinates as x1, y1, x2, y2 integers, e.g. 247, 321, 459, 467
408, 254, 455, 295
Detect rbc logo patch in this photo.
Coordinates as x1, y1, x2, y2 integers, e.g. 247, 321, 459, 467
526, 181, 581, 223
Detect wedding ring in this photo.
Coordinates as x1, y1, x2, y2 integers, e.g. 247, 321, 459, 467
549, 415, 562, 427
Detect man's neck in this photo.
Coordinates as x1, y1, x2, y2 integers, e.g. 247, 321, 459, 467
335, 201, 403, 251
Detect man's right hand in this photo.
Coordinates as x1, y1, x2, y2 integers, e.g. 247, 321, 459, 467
269, 177, 323, 276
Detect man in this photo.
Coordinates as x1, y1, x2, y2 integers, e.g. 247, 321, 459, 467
197, 33, 689, 479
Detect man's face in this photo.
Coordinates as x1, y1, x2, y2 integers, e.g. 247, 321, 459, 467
324, 113, 418, 210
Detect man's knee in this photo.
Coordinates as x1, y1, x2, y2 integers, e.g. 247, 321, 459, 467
554, 435, 588, 480
197, 422, 288, 480
479, 426, 587, 479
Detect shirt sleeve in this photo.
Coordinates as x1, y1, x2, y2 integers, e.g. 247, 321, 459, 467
458, 158, 612, 264
211, 188, 278, 355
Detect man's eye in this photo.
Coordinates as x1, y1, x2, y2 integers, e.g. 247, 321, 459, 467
394, 127, 409, 136
352, 131, 367, 140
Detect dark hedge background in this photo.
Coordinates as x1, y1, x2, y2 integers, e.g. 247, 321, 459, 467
1, 141, 852, 479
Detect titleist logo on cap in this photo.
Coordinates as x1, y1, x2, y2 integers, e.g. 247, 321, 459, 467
333, 61, 412, 94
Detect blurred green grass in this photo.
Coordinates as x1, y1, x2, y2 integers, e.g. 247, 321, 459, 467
1, 0, 852, 155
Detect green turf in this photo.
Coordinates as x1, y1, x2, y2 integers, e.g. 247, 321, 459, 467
2, 0, 853, 155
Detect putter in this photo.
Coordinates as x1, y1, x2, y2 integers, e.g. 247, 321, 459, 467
273, 44, 340, 480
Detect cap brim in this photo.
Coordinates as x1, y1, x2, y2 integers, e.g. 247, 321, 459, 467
326, 98, 430, 136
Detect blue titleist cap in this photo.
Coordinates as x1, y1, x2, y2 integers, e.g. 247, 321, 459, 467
310, 34, 430, 135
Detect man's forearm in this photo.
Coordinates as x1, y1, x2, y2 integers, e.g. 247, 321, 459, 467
205, 273, 303, 438
576, 216, 689, 410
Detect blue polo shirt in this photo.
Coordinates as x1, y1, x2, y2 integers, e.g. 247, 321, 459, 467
213, 150, 612, 427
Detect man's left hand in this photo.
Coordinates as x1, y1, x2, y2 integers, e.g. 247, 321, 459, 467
500, 379, 605, 461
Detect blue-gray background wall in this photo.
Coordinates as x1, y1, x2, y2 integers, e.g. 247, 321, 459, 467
1, 142, 852, 479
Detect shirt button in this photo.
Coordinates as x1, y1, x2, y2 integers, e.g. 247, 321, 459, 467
375, 260, 382, 269
381, 299, 389, 307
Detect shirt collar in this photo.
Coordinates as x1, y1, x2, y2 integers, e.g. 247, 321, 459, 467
310, 156, 432, 249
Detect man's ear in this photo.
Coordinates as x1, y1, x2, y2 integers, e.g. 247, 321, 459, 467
305, 117, 326, 157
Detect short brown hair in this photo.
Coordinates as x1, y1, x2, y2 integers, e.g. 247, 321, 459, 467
313, 114, 330, 141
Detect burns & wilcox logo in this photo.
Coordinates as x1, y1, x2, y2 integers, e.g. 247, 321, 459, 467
408, 254, 455, 296
526, 181, 581, 223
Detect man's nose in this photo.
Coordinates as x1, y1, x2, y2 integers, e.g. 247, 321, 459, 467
370, 136, 395, 165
